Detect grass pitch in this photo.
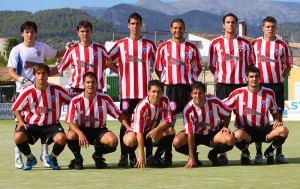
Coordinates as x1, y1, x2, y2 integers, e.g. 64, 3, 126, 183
0, 120, 299, 189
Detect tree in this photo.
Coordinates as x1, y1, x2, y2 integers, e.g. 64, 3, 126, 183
4, 38, 19, 59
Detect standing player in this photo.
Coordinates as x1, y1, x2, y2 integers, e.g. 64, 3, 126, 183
224, 66, 289, 165
108, 12, 157, 167
50, 20, 109, 93
252, 16, 292, 164
7, 21, 66, 169
208, 13, 254, 164
154, 18, 204, 166
173, 81, 235, 168
65, 72, 132, 169
123, 80, 175, 169
12, 64, 71, 170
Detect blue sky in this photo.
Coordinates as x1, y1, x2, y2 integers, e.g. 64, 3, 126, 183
1, 0, 299, 12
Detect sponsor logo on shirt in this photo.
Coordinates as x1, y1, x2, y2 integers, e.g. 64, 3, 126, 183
258, 55, 277, 63
243, 107, 262, 115
35, 106, 55, 115
36, 50, 41, 57
81, 115, 100, 122
222, 53, 241, 61
168, 58, 186, 66
125, 55, 145, 63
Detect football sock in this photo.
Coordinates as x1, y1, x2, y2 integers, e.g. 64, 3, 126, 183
217, 143, 234, 154
154, 135, 175, 158
255, 142, 262, 155
123, 145, 137, 155
67, 140, 82, 159
146, 146, 153, 158
174, 144, 189, 155
94, 143, 117, 156
119, 126, 127, 157
52, 142, 65, 157
16, 142, 31, 156
235, 140, 249, 151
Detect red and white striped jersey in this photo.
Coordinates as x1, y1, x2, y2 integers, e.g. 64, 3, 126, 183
208, 36, 254, 84
223, 86, 278, 128
131, 94, 172, 133
7, 42, 57, 93
183, 97, 231, 135
12, 83, 71, 126
154, 39, 204, 85
252, 37, 293, 83
109, 37, 156, 99
65, 92, 121, 128
57, 42, 109, 90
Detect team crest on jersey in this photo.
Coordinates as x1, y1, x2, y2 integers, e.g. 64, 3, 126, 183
98, 107, 103, 111
274, 50, 280, 55
122, 101, 129, 111
51, 96, 56, 101
261, 101, 266, 106
158, 109, 163, 112
238, 46, 244, 51
36, 50, 41, 57
209, 111, 214, 117
142, 48, 147, 53
185, 53, 190, 57
170, 101, 177, 111
93, 53, 98, 58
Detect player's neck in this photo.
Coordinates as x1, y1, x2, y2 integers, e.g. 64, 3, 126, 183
171, 37, 185, 43
35, 82, 48, 91
80, 40, 92, 47
84, 91, 96, 100
263, 35, 276, 41
223, 33, 236, 40
22, 41, 35, 47
248, 85, 261, 93
129, 34, 141, 40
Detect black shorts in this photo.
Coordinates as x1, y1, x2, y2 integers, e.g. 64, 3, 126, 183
166, 84, 192, 114
242, 125, 273, 143
216, 83, 246, 100
18, 123, 65, 145
120, 99, 141, 114
79, 127, 110, 145
194, 129, 220, 147
261, 83, 284, 112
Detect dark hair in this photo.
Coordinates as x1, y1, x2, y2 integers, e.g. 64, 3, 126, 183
148, 80, 164, 91
83, 71, 98, 82
262, 16, 277, 26
246, 66, 260, 76
191, 81, 206, 93
21, 21, 37, 33
128, 12, 142, 24
77, 20, 93, 31
170, 18, 185, 28
223, 13, 238, 24
33, 64, 50, 75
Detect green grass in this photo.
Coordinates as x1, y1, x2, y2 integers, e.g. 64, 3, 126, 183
0, 120, 299, 189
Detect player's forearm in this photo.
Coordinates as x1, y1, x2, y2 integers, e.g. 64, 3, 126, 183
55, 48, 66, 58
221, 115, 231, 128
156, 122, 171, 132
118, 114, 131, 131
8, 68, 21, 81
187, 134, 195, 159
209, 66, 215, 75
155, 70, 162, 79
282, 68, 291, 78
137, 133, 145, 159
107, 63, 118, 74
13, 111, 24, 124
69, 123, 84, 136
49, 67, 59, 76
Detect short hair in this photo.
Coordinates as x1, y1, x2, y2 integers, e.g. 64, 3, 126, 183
148, 80, 164, 91
83, 71, 98, 82
170, 18, 185, 29
33, 64, 50, 75
262, 16, 277, 26
77, 20, 93, 31
128, 12, 142, 24
246, 66, 260, 76
223, 13, 238, 24
21, 21, 37, 33
191, 81, 206, 93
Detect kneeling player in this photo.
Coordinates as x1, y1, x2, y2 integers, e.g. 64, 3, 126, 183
12, 64, 71, 170
65, 72, 131, 169
173, 81, 235, 168
123, 80, 175, 169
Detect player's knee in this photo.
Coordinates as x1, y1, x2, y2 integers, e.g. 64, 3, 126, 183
173, 134, 185, 148
167, 126, 176, 135
123, 133, 136, 147
66, 130, 78, 140
54, 133, 67, 145
14, 132, 27, 144
278, 126, 289, 137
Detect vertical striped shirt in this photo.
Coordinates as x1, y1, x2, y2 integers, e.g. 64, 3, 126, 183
208, 36, 254, 84
131, 94, 172, 133
109, 37, 156, 99
12, 83, 71, 126
252, 37, 293, 83
154, 39, 204, 85
57, 42, 109, 90
65, 92, 121, 128
183, 97, 231, 135
223, 86, 278, 128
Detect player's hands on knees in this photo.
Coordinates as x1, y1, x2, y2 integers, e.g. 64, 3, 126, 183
185, 157, 197, 169
16, 121, 27, 131
18, 77, 33, 88
136, 156, 146, 170
272, 120, 283, 129
78, 133, 89, 148
65, 40, 79, 49
146, 128, 157, 140
221, 127, 231, 134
